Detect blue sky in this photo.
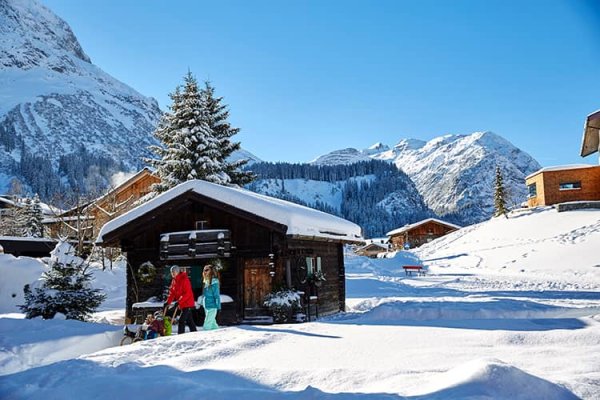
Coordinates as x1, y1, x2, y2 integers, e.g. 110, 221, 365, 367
43, 0, 600, 166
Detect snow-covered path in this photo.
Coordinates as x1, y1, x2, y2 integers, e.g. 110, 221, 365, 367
2, 266, 599, 399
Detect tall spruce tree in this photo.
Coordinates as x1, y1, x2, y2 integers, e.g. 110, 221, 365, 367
201, 81, 255, 185
22, 194, 44, 237
494, 166, 508, 218
146, 72, 253, 194
20, 241, 105, 320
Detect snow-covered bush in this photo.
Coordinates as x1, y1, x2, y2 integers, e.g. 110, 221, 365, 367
263, 289, 302, 323
20, 241, 105, 321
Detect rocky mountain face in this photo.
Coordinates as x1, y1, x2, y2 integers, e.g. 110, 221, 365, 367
310, 148, 373, 165
312, 131, 542, 226
0, 0, 162, 199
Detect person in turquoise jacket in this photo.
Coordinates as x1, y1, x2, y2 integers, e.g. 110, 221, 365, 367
202, 264, 221, 330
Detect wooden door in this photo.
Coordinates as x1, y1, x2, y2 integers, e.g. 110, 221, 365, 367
243, 258, 271, 316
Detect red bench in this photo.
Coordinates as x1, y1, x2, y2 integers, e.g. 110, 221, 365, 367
402, 265, 426, 276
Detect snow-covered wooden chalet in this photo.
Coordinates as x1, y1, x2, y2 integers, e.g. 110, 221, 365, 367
525, 165, 600, 207
355, 238, 389, 258
386, 218, 460, 250
46, 168, 159, 241
96, 180, 363, 324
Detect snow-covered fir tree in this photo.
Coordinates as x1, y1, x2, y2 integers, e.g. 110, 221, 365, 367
494, 166, 508, 217
22, 194, 44, 237
146, 72, 253, 194
201, 81, 255, 185
20, 241, 105, 320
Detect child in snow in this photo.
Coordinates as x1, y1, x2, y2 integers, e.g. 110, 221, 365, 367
202, 264, 221, 330
141, 312, 164, 340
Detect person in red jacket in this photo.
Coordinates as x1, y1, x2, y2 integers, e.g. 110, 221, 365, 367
164, 265, 197, 334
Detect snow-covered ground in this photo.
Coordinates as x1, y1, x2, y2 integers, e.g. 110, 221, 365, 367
1, 207, 599, 399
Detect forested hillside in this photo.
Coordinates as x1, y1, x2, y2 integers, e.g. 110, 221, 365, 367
246, 160, 433, 237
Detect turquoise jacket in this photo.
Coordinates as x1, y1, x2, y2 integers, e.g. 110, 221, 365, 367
203, 278, 221, 310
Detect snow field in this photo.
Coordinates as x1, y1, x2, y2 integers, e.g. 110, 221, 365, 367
0, 207, 599, 398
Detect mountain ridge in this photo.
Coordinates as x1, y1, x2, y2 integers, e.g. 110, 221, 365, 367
310, 131, 542, 225
0, 0, 161, 198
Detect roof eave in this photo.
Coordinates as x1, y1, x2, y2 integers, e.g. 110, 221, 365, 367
581, 112, 600, 157
287, 233, 364, 245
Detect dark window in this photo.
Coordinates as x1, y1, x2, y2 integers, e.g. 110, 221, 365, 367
527, 183, 537, 198
559, 181, 581, 190
305, 256, 322, 275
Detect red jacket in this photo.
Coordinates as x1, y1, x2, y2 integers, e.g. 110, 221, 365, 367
166, 271, 195, 308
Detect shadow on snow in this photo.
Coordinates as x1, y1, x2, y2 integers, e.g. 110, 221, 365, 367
0, 358, 579, 400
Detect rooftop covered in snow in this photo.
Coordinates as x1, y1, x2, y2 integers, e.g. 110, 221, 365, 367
525, 164, 598, 179
96, 179, 364, 245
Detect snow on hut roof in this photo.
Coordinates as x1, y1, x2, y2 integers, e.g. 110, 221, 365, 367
96, 179, 364, 244
525, 164, 598, 179
364, 237, 389, 245
386, 218, 461, 237
356, 242, 388, 252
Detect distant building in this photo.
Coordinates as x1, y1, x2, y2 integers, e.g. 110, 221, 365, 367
0, 196, 17, 218
524, 109, 600, 208
581, 109, 600, 162
525, 165, 600, 207
355, 238, 389, 257
45, 168, 160, 240
386, 218, 460, 250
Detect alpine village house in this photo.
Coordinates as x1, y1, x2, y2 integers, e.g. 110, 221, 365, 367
525, 109, 600, 208
95, 179, 363, 325
46, 168, 160, 243
386, 218, 460, 250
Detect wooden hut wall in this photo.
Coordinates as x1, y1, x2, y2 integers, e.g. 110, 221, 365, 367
92, 172, 160, 229
406, 221, 456, 247
389, 234, 406, 250
121, 195, 281, 321
286, 239, 345, 316
390, 221, 457, 249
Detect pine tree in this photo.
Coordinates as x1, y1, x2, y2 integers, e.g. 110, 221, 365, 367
146, 72, 253, 194
20, 242, 105, 320
494, 165, 508, 218
201, 81, 255, 185
22, 194, 44, 237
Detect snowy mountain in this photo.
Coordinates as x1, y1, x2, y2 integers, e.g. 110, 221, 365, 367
383, 132, 541, 224
227, 148, 262, 166
313, 132, 541, 225
0, 0, 261, 200
0, 0, 161, 198
310, 148, 373, 165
